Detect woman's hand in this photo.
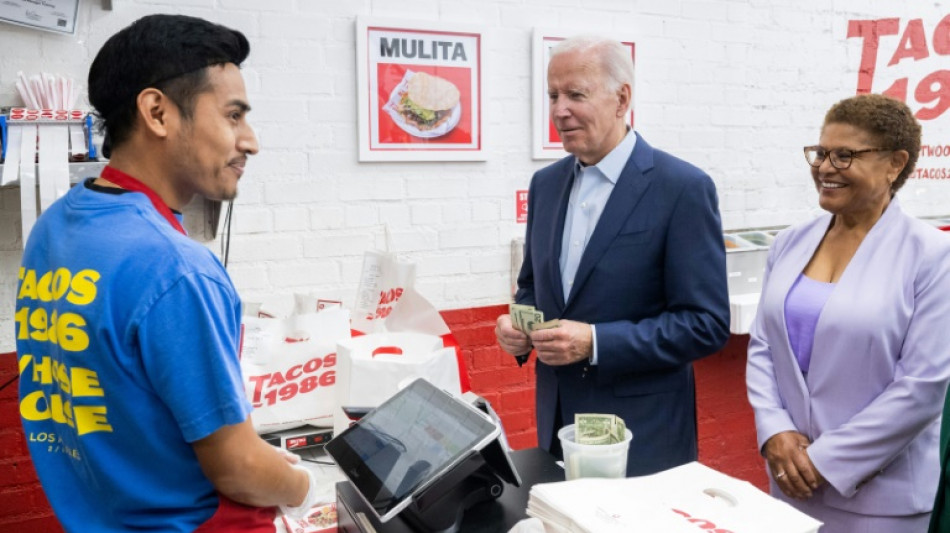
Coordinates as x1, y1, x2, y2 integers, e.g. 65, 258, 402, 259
763, 431, 826, 499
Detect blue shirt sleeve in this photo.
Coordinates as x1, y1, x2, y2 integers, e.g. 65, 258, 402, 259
137, 272, 252, 442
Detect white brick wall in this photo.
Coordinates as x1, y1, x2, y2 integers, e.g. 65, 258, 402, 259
2, 0, 949, 351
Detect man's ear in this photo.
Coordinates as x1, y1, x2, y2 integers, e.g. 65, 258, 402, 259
616, 83, 632, 118
134, 88, 175, 139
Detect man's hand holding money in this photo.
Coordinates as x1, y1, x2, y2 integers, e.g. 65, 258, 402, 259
530, 319, 592, 366
495, 313, 533, 358
497, 304, 566, 366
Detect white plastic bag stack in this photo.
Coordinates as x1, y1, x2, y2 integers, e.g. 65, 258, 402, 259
526, 462, 822, 533
332, 250, 471, 434
333, 332, 462, 435
240, 305, 351, 433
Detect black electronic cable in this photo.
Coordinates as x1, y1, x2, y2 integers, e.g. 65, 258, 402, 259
300, 457, 335, 466
222, 200, 234, 268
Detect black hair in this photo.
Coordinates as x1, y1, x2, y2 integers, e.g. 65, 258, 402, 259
88, 14, 250, 150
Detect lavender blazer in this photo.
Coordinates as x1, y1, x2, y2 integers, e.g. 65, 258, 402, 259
747, 198, 950, 516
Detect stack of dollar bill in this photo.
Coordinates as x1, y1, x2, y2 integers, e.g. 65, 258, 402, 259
509, 303, 559, 333
575, 413, 627, 445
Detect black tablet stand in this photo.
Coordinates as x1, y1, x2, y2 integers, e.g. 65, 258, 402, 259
399, 450, 505, 532
397, 396, 521, 533
336, 393, 522, 532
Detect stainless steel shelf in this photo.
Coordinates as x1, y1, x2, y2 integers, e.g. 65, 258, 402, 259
0, 161, 107, 188
0, 160, 222, 240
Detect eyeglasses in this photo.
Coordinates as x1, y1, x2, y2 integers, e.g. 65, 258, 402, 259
803, 146, 888, 170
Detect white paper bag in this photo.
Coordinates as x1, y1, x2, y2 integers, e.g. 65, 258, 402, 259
527, 462, 822, 533
241, 306, 351, 433
349, 250, 472, 394
333, 332, 463, 435
351, 250, 450, 337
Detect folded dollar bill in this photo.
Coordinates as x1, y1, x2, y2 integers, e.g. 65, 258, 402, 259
509, 303, 560, 333
575, 413, 627, 445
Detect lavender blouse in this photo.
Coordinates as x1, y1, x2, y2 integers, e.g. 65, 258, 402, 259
783, 273, 835, 373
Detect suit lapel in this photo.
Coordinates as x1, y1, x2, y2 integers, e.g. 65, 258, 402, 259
565, 133, 654, 307
549, 158, 576, 312
769, 216, 830, 417
806, 199, 901, 384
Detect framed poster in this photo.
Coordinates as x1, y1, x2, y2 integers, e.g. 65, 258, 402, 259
0, 0, 79, 35
532, 29, 636, 160
357, 17, 486, 162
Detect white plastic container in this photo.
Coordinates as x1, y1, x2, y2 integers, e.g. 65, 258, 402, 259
558, 424, 633, 480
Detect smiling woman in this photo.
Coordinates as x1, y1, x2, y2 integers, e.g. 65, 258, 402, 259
746, 94, 948, 533
804, 94, 919, 237
798, 95, 919, 285
805, 121, 905, 235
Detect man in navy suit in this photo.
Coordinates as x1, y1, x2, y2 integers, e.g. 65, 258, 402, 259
496, 35, 730, 476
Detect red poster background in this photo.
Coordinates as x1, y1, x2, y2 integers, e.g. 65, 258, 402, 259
548, 117, 560, 144
376, 64, 473, 145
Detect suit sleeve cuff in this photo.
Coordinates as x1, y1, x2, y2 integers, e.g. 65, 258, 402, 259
589, 324, 598, 365
806, 439, 865, 498
754, 413, 798, 454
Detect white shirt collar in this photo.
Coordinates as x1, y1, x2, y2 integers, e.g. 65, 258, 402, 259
575, 128, 637, 184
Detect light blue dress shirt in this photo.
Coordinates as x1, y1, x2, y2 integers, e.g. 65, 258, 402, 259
559, 128, 637, 365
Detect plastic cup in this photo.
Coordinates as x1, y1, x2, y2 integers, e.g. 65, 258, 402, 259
558, 423, 633, 480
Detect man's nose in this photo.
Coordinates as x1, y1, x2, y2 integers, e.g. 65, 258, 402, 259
551, 98, 571, 119
239, 124, 260, 155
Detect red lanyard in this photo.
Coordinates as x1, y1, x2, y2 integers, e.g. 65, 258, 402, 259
100, 166, 186, 235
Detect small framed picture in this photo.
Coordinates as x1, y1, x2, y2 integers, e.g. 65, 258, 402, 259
0, 0, 79, 35
356, 17, 486, 161
532, 29, 635, 160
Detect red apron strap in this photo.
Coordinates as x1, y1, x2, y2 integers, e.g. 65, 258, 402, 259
100, 165, 187, 235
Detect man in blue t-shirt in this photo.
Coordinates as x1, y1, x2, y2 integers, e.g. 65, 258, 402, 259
16, 15, 317, 532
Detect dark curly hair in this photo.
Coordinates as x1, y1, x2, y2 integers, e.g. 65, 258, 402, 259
88, 14, 249, 151
823, 93, 921, 192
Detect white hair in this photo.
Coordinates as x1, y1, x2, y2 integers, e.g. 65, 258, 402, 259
550, 35, 634, 92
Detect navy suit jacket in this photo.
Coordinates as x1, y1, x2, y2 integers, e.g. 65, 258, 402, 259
516, 133, 730, 476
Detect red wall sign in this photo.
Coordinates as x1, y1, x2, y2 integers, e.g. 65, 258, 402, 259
516, 190, 528, 223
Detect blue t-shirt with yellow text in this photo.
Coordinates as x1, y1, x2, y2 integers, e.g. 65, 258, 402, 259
16, 180, 252, 532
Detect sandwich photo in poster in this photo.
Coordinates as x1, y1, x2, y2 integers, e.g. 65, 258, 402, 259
379, 67, 469, 142
357, 18, 485, 161
384, 71, 462, 138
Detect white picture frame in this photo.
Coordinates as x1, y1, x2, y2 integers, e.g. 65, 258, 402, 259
0, 0, 79, 35
356, 17, 487, 162
532, 29, 636, 160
